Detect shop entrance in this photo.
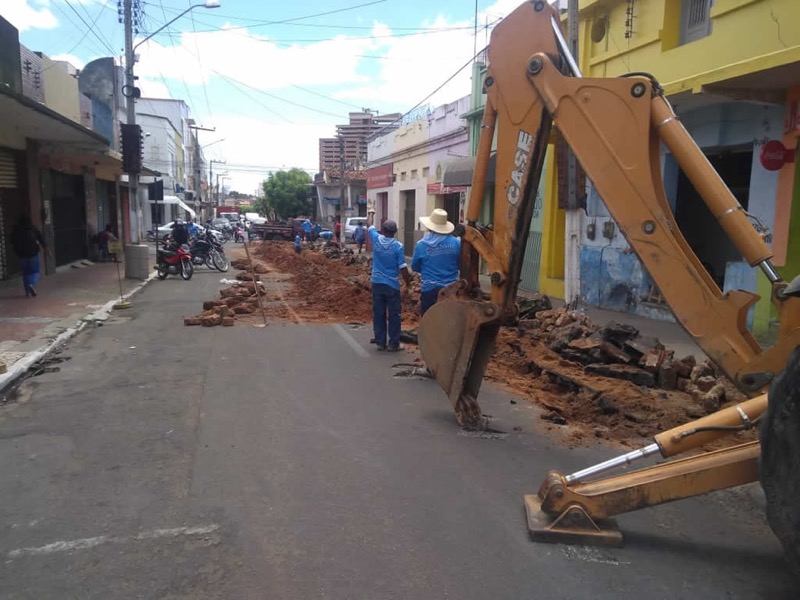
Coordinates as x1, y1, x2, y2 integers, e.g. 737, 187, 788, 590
674, 149, 752, 289
402, 190, 415, 251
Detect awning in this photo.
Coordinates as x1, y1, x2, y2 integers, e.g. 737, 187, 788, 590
150, 194, 196, 220
442, 153, 497, 187
0, 84, 109, 151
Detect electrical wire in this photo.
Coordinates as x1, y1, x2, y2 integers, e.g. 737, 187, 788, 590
62, 0, 118, 55
187, 1, 215, 125
50, 2, 115, 58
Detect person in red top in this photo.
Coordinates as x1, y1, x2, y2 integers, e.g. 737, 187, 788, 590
334, 217, 342, 245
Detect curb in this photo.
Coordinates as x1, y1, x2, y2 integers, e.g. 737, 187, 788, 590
0, 273, 157, 395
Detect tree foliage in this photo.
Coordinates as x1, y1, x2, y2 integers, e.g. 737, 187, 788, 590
259, 168, 312, 219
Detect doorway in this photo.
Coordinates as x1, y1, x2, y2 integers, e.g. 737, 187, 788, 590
379, 192, 388, 227
51, 170, 87, 266
442, 192, 459, 224
402, 189, 416, 251
674, 149, 752, 289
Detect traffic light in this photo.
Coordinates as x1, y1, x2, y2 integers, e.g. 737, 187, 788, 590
121, 123, 143, 174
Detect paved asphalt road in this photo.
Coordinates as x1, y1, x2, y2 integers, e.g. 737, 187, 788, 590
0, 266, 796, 599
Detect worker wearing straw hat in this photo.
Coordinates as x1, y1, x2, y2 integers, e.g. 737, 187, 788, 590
411, 208, 461, 317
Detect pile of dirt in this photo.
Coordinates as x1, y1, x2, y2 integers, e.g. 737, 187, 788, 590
249, 241, 422, 324
488, 301, 749, 446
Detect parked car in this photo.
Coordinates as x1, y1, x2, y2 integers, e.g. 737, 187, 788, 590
344, 217, 367, 242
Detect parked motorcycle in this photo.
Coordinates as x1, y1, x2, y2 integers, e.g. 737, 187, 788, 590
155, 244, 194, 280
189, 228, 229, 272
234, 223, 246, 243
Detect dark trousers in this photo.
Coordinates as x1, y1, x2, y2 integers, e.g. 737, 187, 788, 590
420, 287, 443, 317
372, 283, 401, 348
20, 255, 40, 292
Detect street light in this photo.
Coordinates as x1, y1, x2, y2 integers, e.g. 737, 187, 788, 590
123, 0, 221, 243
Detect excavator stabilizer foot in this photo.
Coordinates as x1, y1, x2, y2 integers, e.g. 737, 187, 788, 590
418, 289, 502, 429
524, 495, 623, 547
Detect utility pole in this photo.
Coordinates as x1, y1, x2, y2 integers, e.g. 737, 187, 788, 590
564, 0, 581, 308
123, 0, 141, 242
123, 0, 220, 232
189, 124, 215, 221
339, 135, 346, 244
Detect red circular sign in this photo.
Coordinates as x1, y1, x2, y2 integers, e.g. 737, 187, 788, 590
760, 140, 789, 171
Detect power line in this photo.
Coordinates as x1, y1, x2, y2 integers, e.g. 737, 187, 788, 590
154, 0, 389, 30
62, 0, 117, 55
187, 1, 215, 125
50, 2, 115, 58
367, 46, 487, 142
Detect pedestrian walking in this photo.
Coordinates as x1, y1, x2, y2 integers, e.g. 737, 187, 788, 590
334, 217, 342, 245
353, 222, 366, 254
367, 211, 411, 352
294, 233, 302, 254
11, 214, 46, 297
411, 208, 461, 317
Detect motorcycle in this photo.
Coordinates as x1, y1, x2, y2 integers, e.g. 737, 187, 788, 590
234, 223, 246, 243
155, 243, 194, 280
189, 228, 229, 272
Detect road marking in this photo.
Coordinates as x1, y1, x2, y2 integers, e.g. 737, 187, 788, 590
333, 324, 369, 358
7, 524, 220, 558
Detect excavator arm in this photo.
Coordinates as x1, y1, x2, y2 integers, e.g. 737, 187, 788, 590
417, 0, 800, 570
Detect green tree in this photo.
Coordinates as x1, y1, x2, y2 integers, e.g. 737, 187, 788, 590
260, 168, 312, 219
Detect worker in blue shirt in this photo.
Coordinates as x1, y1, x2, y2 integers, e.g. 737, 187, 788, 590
411, 208, 461, 317
302, 219, 312, 241
367, 210, 411, 351
294, 233, 302, 254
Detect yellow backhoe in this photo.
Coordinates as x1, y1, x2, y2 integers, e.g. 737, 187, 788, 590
417, 0, 800, 575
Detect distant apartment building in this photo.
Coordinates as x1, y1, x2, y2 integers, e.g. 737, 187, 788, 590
318, 111, 402, 173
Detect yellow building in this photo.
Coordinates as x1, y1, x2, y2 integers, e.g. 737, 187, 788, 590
562, 0, 800, 337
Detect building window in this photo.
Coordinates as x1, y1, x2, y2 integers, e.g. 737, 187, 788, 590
400, 171, 407, 181
422, 167, 430, 178
411, 169, 418, 180
680, 0, 712, 45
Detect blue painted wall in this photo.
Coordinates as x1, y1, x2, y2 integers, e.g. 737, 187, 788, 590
579, 100, 784, 326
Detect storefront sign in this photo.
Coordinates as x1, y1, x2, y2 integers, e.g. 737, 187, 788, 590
760, 140, 795, 171
427, 182, 468, 195
366, 164, 393, 189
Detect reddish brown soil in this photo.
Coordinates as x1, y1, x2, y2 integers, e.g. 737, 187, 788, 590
249, 241, 421, 325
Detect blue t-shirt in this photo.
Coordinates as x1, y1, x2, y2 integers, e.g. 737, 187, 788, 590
411, 232, 461, 292
369, 226, 406, 290
294, 234, 301, 249
354, 225, 366, 243
302, 220, 312, 233
320, 231, 333, 241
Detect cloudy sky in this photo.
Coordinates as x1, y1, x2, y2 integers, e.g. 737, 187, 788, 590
6, 0, 539, 193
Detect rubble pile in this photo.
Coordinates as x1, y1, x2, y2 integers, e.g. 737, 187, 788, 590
512, 302, 744, 410
183, 279, 265, 327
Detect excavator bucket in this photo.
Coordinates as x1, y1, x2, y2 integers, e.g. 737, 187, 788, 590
418, 286, 502, 429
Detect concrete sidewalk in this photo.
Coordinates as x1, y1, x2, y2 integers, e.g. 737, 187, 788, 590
0, 259, 151, 383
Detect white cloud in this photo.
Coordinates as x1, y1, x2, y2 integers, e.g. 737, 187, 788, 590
3, 0, 58, 31
134, 25, 376, 91
203, 116, 329, 193
138, 78, 173, 100
48, 53, 84, 69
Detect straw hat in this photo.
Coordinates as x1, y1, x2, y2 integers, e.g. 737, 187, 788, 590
419, 208, 454, 235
